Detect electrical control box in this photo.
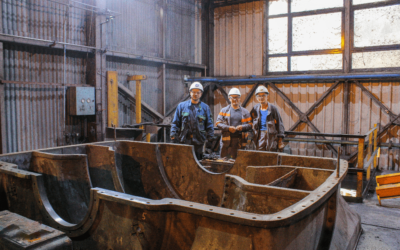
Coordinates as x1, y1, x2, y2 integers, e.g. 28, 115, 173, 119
69, 87, 96, 116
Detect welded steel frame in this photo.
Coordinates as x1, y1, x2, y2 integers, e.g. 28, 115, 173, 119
193, 75, 400, 164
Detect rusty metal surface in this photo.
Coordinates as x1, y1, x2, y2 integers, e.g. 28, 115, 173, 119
0, 210, 72, 250
1, 0, 94, 46
0, 141, 361, 249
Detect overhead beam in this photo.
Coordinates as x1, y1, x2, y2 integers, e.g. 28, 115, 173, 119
0, 33, 95, 53
106, 50, 207, 70
188, 73, 400, 84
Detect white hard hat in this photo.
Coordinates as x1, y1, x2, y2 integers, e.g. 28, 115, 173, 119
228, 88, 241, 96
189, 82, 204, 92
255, 85, 269, 95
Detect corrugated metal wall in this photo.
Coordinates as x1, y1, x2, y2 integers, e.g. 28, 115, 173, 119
165, 67, 201, 113
1, 0, 95, 46
106, 0, 202, 63
213, 1, 263, 76
4, 83, 63, 152
3, 43, 87, 84
106, 0, 161, 57
213, 81, 400, 170
105, 0, 203, 125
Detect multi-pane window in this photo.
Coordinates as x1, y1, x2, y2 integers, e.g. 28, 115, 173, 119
267, 0, 400, 73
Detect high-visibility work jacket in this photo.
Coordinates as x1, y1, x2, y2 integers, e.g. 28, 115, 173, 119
215, 105, 252, 148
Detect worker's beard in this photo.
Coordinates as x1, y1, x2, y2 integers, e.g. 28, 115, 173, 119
191, 97, 200, 103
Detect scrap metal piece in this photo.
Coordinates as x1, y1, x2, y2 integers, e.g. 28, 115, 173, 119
0, 210, 72, 250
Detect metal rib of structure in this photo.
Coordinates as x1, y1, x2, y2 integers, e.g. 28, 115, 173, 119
0, 141, 361, 250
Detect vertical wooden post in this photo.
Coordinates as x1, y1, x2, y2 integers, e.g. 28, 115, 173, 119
357, 138, 365, 198
107, 71, 118, 127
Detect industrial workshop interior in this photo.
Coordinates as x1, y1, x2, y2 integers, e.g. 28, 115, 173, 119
0, 0, 400, 249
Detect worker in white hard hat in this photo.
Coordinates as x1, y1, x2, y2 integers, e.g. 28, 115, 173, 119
250, 85, 285, 152
170, 81, 214, 160
215, 87, 252, 159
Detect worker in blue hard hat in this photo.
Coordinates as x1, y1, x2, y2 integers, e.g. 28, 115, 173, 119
215, 88, 252, 160
250, 85, 285, 152
170, 81, 214, 160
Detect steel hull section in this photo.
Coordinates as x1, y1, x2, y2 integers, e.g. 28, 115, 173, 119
0, 141, 361, 250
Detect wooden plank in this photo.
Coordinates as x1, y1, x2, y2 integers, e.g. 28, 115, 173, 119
377, 173, 400, 185
107, 71, 118, 127
376, 183, 400, 198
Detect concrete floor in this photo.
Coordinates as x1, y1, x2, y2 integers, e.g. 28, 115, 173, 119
349, 171, 400, 250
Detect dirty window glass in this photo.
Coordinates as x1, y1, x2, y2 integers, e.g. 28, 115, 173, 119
291, 54, 342, 71
269, 57, 288, 72
293, 13, 342, 51
354, 5, 400, 47
291, 0, 342, 12
269, 0, 288, 15
352, 50, 400, 69
353, 0, 389, 4
268, 17, 288, 54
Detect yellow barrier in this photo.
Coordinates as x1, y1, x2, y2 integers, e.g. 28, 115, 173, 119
376, 173, 400, 205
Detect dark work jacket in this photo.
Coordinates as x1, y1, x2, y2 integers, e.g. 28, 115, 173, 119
170, 100, 214, 145
250, 103, 285, 150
